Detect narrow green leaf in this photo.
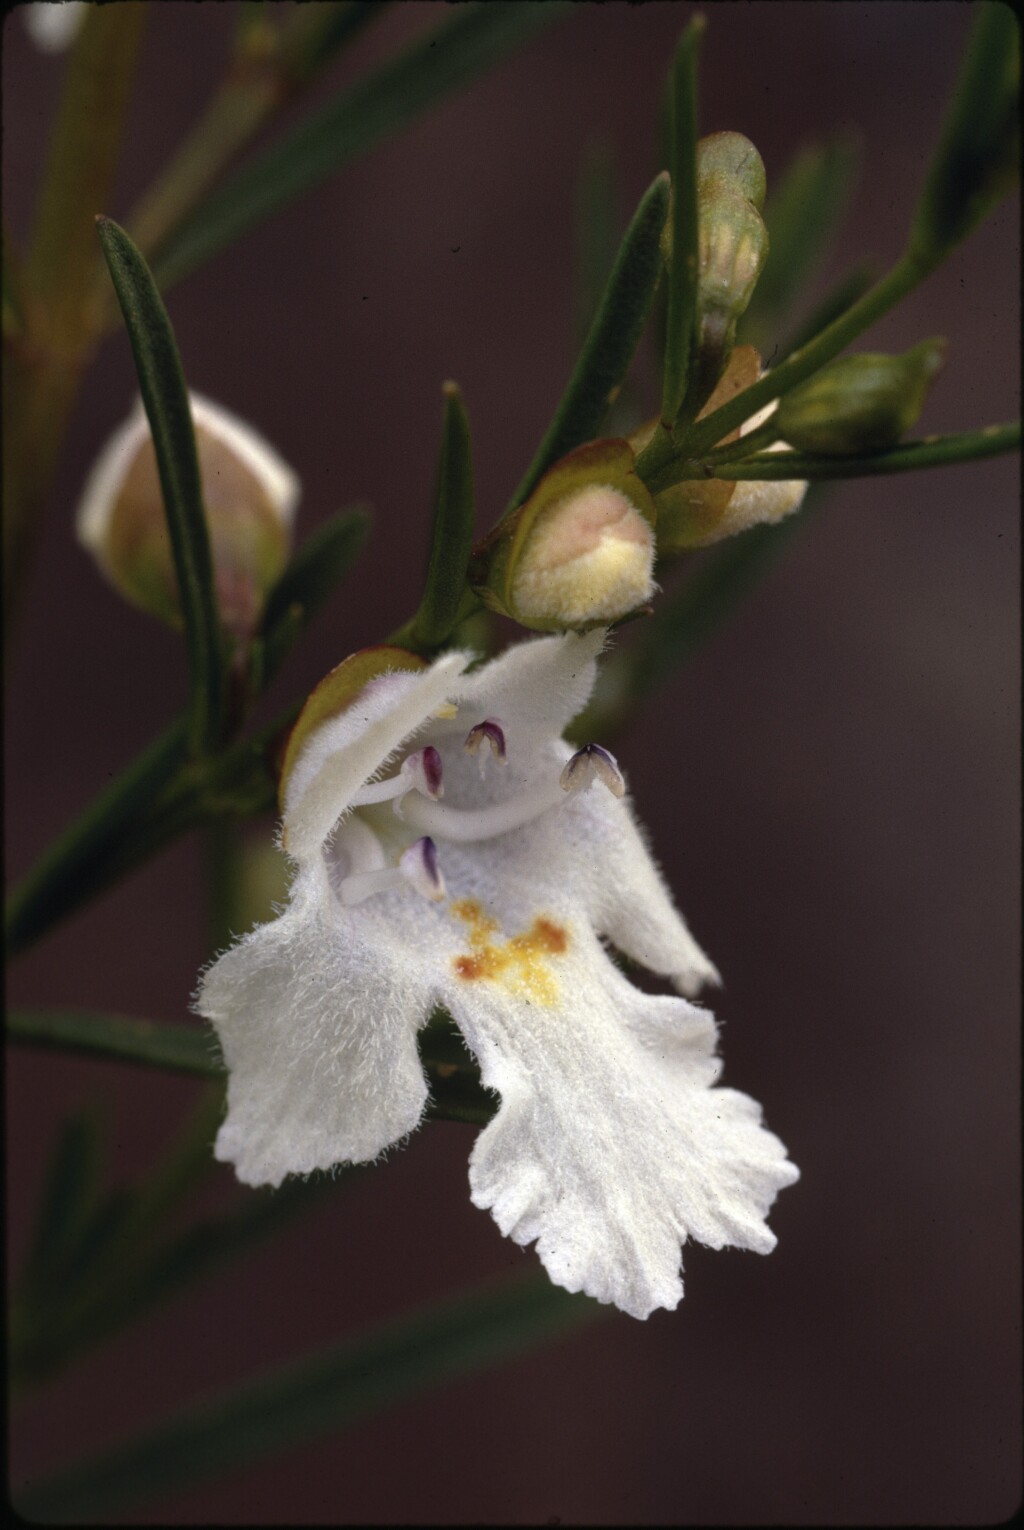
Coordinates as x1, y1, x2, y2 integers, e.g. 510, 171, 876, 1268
18, 1273, 597, 1522
660, 17, 705, 426
276, 0, 386, 85
20, 1110, 108, 1297
7, 1006, 496, 1124
409, 383, 476, 650
124, 5, 387, 270
96, 218, 224, 756
26, 1174, 346, 1389
508, 171, 671, 512
6, 1009, 221, 1078
258, 505, 371, 685
154, 3, 572, 291
910, 1, 1020, 263
11, 1093, 224, 1392
739, 135, 860, 351
5, 718, 188, 959
708, 422, 1021, 480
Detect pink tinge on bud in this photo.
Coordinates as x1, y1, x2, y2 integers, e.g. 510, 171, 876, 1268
511, 484, 655, 627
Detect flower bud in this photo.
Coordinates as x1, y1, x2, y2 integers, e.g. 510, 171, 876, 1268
76, 393, 300, 639
776, 339, 948, 456
696, 132, 767, 210
696, 176, 769, 368
470, 440, 657, 632
630, 345, 802, 551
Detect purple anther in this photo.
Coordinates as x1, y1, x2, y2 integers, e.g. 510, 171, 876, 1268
400, 836, 447, 902
559, 743, 625, 799
402, 745, 444, 799
464, 719, 507, 764
420, 745, 444, 797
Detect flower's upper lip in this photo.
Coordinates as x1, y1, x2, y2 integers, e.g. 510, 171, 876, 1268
282, 650, 472, 860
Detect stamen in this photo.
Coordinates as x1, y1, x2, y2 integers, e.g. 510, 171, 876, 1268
400, 836, 447, 902
464, 719, 507, 775
339, 836, 446, 906
399, 742, 624, 843
560, 743, 625, 798
352, 746, 443, 806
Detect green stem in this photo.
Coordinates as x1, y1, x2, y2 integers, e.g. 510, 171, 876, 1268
704, 422, 1020, 480
702, 416, 779, 465
638, 249, 930, 489
682, 251, 931, 454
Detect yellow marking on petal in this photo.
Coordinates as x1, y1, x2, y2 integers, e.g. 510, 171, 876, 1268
451, 898, 568, 1006
432, 702, 459, 720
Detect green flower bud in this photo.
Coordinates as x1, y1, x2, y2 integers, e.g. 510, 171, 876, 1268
470, 440, 657, 632
776, 338, 948, 456
697, 177, 770, 357
696, 132, 767, 210
76, 393, 300, 639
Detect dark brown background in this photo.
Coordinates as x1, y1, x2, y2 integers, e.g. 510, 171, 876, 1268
4, 2, 1020, 1523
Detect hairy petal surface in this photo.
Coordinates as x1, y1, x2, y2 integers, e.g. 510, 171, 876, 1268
200, 857, 438, 1185
442, 923, 796, 1319
196, 629, 798, 1314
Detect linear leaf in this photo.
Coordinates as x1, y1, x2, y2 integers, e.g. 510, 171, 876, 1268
709, 423, 1021, 480
409, 383, 476, 650
124, 4, 387, 267
17, 1274, 597, 1522
6, 1009, 221, 1078
154, 3, 572, 291
7, 1007, 495, 1125
96, 218, 224, 755
508, 170, 670, 512
20, 1110, 108, 1297
910, 1, 1020, 263
660, 17, 704, 426
5, 717, 188, 959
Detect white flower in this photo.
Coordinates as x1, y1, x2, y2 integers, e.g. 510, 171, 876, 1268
23, 1, 88, 53
197, 630, 798, 1319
